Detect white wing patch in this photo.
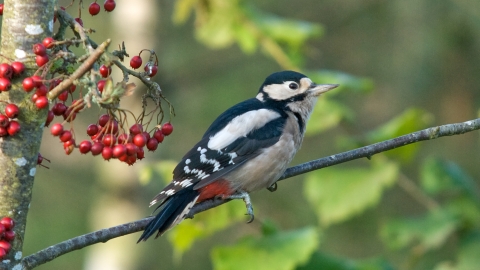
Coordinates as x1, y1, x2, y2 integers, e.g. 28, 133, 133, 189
207, 109, 281, 150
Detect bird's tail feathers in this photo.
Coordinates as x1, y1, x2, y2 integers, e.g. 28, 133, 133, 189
137, 187, 199, 242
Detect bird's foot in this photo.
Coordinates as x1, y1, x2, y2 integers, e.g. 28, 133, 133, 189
267, 182, 277, 192
225, 191, 254, 223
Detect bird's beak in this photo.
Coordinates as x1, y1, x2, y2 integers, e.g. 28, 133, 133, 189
308, 83, 339, 96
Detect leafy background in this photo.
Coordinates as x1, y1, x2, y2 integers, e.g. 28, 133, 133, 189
5, 0, 480, 269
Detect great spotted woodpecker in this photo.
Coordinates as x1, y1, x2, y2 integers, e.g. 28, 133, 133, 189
138, 70, 338, 241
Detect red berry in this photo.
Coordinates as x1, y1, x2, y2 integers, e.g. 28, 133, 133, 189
91, 142, 104, 156
0, 63, 13, 79
0, 115, 9, 128
118, 153, 128, 162
52, 103, 67, 116
31, 75, 43, 87
0, 4, 4, 16
64, 142, 75, 155
0, 217, 14, 230
59, 130, 72, 142
144, 64, 158, 77
7, 120, 20, 136
153, 129, 164, 143
112, 144, 126, 158
90, 133, 103, 142
137, 148, 145, 159
36, 84, 48, 96
0, 78, 11, 92
104, 0, 116, 12
0, 224, 5, 235
4, 231, 15, 242
102, 146, 113, 160
129, 123, 143, 135
36, 54, 49, 67
97, 79, 106, 92
42, 37, 55, 49
99, 65, 111, 78
142, 131, 151, 141
0, 241, 10, 253
130, 56, 142, 69
63, 108, 76, 122
50, 123, 63, 136
162, 122, 173, 135
45, 110, 54, 126
89, 2, 101, 15
133, 134, 147, 147
0, 248, 6, 260
22, 77, 35, 92
0, 127, 7, 137
146, 138, 159, 151
35, 96, 49, 109
125, 143, 138, 155
98, 114, 110, 127
117, 133, 131, 144
75, 17, 83, 27
86, 124, 99, 136
104, 119, 118, 133
126, 155, 137, 165
33, 43, 46, 56
11, 62, 25, 77
79, 140, 92, 154
58, 90, 69, 101
102, 134, 116, 146
4, 104, 19, 119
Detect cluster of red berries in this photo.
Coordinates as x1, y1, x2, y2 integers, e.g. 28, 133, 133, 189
0, 103, 20, 137
89, 0, 116, 16
50, 114, 173, 165
0, 217, 16, 259
130, 54, 158, 77
0, 61, 25, 92
32, 37, 55, 67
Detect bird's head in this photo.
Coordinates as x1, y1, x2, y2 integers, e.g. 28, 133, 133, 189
256, 70, 338, 103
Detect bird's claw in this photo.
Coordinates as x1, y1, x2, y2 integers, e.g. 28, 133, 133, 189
267, 182, 277, 192
226, 191, 254, 223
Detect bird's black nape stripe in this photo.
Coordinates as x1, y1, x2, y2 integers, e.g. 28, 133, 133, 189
137, 187, 199, 242
293, 112, 305, 133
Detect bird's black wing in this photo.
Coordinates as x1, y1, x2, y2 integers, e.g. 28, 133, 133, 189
150, 98, 286, 205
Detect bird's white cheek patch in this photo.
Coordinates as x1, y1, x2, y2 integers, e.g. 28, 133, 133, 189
208, 109, 280, 150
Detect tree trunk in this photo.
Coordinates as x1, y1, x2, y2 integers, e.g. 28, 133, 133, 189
0, 0, 54, 264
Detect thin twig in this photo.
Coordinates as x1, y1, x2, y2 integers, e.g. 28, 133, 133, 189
18, 118, 480, 269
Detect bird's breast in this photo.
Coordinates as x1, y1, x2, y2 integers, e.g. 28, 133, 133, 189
224, 113, 303, 192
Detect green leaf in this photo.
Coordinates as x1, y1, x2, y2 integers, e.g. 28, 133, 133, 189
304, 159, 399, 226
168, 199, 246, 261
308, 70, 374, 94
298, 251, 394, 270
365, 108, 434, 162
305, 98, 354, 136
421, 157, 480, 200
172, 0, 198, 24
254, 13, 324, 48
380, 209, 458, 250
195, 0, 240, 48
211, 227, 319, 270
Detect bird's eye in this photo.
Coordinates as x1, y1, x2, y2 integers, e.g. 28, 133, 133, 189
288, 82, 299, 90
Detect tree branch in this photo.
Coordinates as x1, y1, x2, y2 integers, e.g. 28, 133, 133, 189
19, 117, 480, 269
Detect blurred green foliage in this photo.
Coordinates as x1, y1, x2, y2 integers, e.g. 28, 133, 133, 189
24, 0, 480, 269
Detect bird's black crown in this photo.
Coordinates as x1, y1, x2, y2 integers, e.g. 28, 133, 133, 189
262, 70, 307, 86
